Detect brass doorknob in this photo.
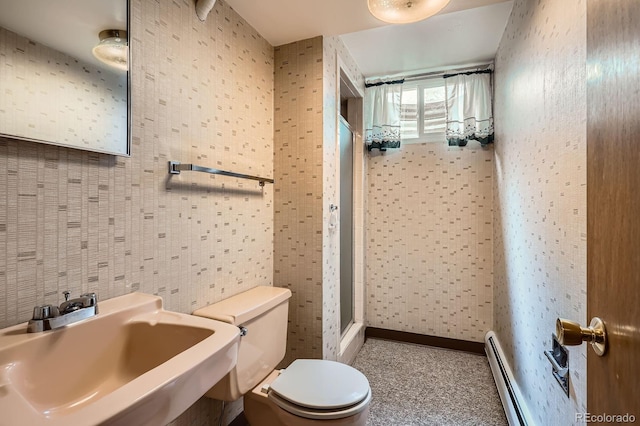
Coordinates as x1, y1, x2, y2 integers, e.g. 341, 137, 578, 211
556, 317, 607, 356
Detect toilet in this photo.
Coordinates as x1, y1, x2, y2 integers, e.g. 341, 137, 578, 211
192, 286, 371, 426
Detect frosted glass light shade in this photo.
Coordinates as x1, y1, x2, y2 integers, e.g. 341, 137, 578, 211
92, 30, 128, 71
367, 0, 451, 24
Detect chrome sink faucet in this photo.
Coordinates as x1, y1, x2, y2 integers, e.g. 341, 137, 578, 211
27, 291, 98, 333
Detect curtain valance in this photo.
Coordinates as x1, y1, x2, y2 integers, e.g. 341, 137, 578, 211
364, 79, 404, 151
444, 71, 494, 147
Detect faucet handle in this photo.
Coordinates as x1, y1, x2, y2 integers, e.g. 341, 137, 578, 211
32, 305, 59, 320
32, 305, 49, 320
80, 292, 98, 307
63, 291, 71, 302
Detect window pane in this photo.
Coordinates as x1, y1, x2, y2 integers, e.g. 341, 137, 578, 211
401, 87, 418, 139
423, 86, 445, 134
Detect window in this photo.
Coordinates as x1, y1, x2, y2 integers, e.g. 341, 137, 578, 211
400, 79, 446, 143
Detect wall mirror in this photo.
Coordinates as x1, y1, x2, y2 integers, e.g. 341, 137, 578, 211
0, 0, 130, 156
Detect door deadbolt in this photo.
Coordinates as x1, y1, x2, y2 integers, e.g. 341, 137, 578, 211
556, 317, 607, 356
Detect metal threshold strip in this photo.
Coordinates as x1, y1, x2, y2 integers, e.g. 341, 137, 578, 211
168, 161, 274, 186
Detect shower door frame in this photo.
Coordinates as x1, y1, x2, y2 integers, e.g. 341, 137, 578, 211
339, 115, 355, 337
334, 56, 365, 364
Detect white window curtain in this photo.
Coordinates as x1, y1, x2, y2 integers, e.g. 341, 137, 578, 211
444, 71, 494, 146
364, 79, 403, 151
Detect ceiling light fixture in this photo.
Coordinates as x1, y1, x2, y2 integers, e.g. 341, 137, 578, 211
92, 29, 128, 71
367, 0, 451, 24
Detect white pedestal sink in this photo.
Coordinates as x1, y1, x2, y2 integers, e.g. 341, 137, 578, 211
0, 293, 240, 425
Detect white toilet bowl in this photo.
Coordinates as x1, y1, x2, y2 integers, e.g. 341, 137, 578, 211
245, 360, 371, 426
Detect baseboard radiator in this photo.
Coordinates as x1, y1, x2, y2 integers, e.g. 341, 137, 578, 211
485, 331, 534, 426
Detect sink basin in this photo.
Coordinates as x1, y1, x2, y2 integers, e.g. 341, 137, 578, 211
0, 293, 240, 425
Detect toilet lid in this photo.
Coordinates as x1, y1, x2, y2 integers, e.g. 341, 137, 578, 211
269, 359, 370, 410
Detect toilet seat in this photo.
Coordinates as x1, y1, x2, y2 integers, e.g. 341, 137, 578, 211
267, 359, 371, 420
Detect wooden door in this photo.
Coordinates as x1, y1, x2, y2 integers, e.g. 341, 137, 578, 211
587, 0, 640, 418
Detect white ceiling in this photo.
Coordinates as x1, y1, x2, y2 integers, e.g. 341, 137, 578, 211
0, 0, 126, 69
0, 0, 513, 80
341, 1, 513, 77
225, 0, 513, 78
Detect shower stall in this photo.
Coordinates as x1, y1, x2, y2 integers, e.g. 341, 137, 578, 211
339, 117, 354, 335
335, 65, 365, 366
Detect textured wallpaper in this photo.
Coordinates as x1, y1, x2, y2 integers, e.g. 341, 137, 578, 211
274, 37, 325, 364
365, 142, 493, 342
0, 26, 127, 154
493, 0, 587, 424
0, 0, 274, 424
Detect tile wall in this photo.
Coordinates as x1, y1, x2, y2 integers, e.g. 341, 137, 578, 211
493, 0, 587, 424
0, 0, 274, 424
273, 36, 325, 364
365, 143, 493, 342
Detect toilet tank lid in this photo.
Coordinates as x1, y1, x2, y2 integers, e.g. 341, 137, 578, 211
192, 286, 292, 326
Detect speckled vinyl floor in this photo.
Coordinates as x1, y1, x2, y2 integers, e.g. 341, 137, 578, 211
352, 338, 508, 426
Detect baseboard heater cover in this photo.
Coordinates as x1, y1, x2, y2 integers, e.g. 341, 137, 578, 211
485, 331, 534, 426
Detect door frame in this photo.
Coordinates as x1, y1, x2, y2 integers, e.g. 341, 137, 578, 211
335, 54, 365, 363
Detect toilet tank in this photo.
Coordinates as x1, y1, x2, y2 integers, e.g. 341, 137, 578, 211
192, 286, 292, 401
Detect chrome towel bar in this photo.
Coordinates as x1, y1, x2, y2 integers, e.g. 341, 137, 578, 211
168, 161, 274, 186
